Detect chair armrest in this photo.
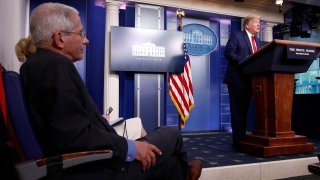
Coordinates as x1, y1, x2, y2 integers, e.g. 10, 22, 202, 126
15, 150, 113, 180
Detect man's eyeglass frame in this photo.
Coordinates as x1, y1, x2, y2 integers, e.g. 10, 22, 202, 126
62, 31, 86, 38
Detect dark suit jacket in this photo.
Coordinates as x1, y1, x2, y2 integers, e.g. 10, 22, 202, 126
20, 49, 127, 164
224, 31, 262, 88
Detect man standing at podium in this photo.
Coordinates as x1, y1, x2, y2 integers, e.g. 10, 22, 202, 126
224, 15, 262, 148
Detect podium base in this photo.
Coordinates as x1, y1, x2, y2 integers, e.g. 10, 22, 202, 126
239, 134, 314, 157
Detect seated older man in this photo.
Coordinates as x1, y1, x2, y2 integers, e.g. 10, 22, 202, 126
16, 2, 202, 180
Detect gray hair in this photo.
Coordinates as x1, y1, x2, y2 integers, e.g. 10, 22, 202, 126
243, 15, 260, 29
30, 3, 79, 44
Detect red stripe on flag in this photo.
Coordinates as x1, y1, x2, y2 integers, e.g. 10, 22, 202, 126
169, 78, 185, 114
169, 44, 194, 127
170, 75, 189, 115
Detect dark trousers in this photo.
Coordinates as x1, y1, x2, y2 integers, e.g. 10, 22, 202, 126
227, 85, 252, 145
62, 126, 188, 180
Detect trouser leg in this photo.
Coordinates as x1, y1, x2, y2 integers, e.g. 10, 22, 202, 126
138, 126, 188, 178
227, 85, 252, 144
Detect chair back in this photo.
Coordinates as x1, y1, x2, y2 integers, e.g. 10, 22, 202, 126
0, 64, 24, 160
2, 70, 43, 160
0, 64, 20, 179
1, 66, 113, 180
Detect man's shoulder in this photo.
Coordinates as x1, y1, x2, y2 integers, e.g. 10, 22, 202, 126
28, 49, 71, 66
230, 31, 245, 38
22, 48, 74, 75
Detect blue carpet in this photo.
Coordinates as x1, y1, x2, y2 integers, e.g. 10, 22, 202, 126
183, 133, 320, 168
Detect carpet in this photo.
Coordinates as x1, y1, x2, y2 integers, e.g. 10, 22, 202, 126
183, 133, 320, 168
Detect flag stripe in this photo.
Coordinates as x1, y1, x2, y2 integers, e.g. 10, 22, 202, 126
169, 44, 194, 127
174, 75, 188, 104
169, 76, 189, 114
184, 61, 194, 108
169, 87, 189, 119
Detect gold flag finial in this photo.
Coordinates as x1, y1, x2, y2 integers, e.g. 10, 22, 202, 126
176, 9, 185, 31
176, 9, 185, 19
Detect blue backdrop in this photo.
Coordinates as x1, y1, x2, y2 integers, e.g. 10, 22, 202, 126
29, 1, 254, 132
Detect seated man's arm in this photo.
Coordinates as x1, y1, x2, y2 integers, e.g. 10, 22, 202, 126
125, 140, 136, 162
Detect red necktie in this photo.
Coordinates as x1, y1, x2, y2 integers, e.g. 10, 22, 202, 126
251, 35, 257, 53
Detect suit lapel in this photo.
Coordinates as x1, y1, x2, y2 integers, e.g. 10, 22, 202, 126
255, 37, 262, 49
242, 31, 253, 54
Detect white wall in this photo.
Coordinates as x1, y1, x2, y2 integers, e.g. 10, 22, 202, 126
126, 0, 291, 23
2, 0, 288, 72
0, 0, 29, 72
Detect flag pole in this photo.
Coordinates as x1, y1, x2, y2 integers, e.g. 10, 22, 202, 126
169, 9, 194, 129
176, 9, 185, 130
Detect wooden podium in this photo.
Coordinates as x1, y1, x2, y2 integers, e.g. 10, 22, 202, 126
239, 39, 320, 156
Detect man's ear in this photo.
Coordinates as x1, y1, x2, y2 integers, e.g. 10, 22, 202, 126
52, 32, 64, 48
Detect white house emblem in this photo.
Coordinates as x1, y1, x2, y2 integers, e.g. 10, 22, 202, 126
132, 42, 165, 57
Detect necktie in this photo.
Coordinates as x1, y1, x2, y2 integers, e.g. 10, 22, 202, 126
251, 35, 257, 53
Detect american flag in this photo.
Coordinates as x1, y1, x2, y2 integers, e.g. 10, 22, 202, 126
169, 44, 194, 128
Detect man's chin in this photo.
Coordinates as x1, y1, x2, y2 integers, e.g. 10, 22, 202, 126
72, 57, 83, 62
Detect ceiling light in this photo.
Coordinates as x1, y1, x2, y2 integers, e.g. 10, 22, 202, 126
275, 0, 283, 6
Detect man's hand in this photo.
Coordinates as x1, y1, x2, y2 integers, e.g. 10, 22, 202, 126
134, 141, 162, 172
102, 114, 110, 121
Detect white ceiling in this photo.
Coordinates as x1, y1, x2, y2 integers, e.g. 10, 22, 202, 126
205, 0, 320, 7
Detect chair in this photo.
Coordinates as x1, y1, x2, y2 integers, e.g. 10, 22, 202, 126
0, 64, 19, 179
0, 66, 113, 180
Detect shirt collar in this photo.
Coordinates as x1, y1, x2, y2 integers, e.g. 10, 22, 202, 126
245, 29, 254, 38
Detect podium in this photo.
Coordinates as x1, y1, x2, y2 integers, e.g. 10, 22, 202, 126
239, 39, 320, 156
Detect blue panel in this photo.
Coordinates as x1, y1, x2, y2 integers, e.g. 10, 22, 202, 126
134, 5, 165, 132
181, 54, 211, 132
175, 19, 219, 132
164, 7, 167, 31
163, 8, 168, 127
119, 72, 134, 119
86, 0, 106, 113
119, 6, 135, 118
209, 21, 221, 131
135, 74, 164, 132
220, 94, 230, 104
231, 19, 241, 33
120, 6, 135, 28
165, 13, 229, 132
166, 97, 179, 126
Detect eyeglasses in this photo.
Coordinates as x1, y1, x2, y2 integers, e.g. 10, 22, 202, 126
62, 30, 86, 38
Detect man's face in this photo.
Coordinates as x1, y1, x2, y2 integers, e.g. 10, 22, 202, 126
61, 13, 89, 62
246, 18, 260, 35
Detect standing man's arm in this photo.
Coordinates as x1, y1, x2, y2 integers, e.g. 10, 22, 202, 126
224, 33, 242, 65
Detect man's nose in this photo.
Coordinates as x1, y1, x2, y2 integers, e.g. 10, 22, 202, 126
83, 37, 89, 44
